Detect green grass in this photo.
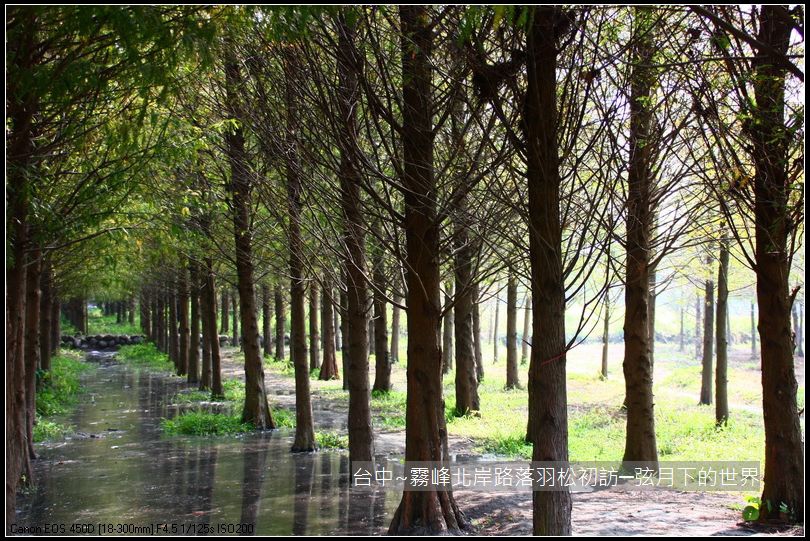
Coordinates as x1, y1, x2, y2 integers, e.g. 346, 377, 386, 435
478, 434, 532, 458
316, 431, 349, 449
36, 350, 93, 416
267, 356, 296, 377
161, 411, 252, 436
272, 408, 296, 428
33, 418, 73, 442
33, 350, 91, 442
165, 377, 295, 435
371, 390, 407, 429
473, 401, 765, 463
660, 365, 701, 389
86, 307, 140, 335
117, 343, 174, 371
162, 407, 295, 435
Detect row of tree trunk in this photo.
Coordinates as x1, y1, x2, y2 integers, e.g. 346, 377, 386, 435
101, 299, 135, 325
5, 242, 63, 522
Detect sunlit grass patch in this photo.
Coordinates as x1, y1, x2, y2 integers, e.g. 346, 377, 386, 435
87, 308, 141, 336
161, 411, 252, 436
478, 434, 532, 459
372, 389, 407, 429
316, 431, 349, 449
117, 343, 174, 372
660, 365, 701, 389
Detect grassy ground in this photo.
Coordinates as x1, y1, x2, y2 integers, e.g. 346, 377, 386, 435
102, 306, 802, 464
86, 306, 141, 335
164, 375, 296, 436
262, 340, 804, 466
117, 342, 175, 371
34, 349, 94, 442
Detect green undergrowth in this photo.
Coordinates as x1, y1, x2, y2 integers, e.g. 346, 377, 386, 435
162, 406, 296, 436
252, 346, 769, 466
33, 418, 74, 442
34, 350, 91, 442
172, 378, 246, 404
272, 408, 296, 428
316, 431, 349, 449
87, 309, 140, 336
117, 343, 174, 371
475, 402, 764, 464
165, 378, 296, 435
36, 350, 93, 417
161, 412, 252, 436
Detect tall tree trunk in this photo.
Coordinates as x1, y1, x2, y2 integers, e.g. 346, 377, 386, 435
6, 11, 34, 512
389, 6, 468, 534
309, 281, 320, 371
140, 291, 149, 338
391, 290, 401, 363
368, 317, 376, 356
224, 53, 274, 428
129, 295, 135, 325
51, 292, 60, 355
284, 52, 315, 451
454, 196, 479, 414
750, 300, 757, 359
715, 236, 729, 425
275, 286, 286, 361
319, 281, 339, 380
262, 283, 272, 358
648, 268, 657, 369
156, 292, 166, 353
169, 288, 179, 369
695, 292, 702, 360
39, 262, 53, 373
340, 287, 351, 392
337, 13, 373, 461
601, 296, 610, 379
188, 261, 200, 384
621, 7, 658, 468
334, 298, 342, 353
372, 253, 391, 392
492, 285, 500, 363
524, 7, 573, 534
221, 289, 229, 334
521, 293, 531, 365
505, 271, 520, 389
473, 284, 484, 382
700, 261, 715, 406
442, 283, 454, 375
80, 298, 88, 335
200, 271, 213, 391
178, 266, 190, 377
205, 258, 223, 397
24, 245, 42, 461
231, 291, 239, 349
679, 303, 685, 352
149, 292, 158, 344
748, 6, 803, 521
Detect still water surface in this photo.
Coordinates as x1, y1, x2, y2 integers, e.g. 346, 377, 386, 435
16, 352, 397, 535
